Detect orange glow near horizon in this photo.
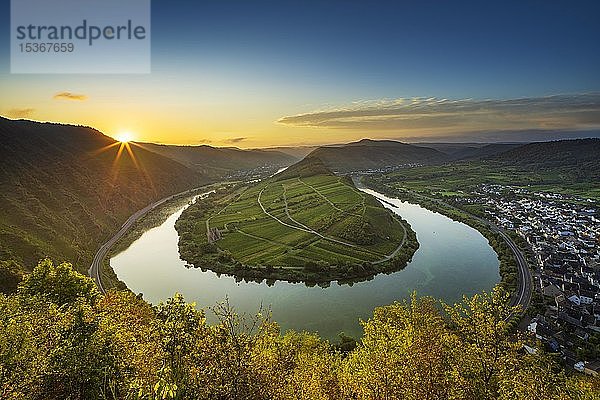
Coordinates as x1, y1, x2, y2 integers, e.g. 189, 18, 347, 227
115, 132, 134, 143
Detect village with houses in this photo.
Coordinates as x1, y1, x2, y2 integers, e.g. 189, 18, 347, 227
470, 184, 600, 376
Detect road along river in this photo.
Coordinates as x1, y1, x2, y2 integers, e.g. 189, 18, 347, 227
110, 189, 500, 339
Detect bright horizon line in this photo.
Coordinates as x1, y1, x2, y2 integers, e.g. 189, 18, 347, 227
2, 114, 599, 150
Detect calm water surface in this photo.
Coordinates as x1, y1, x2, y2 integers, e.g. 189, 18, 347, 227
111, 189, 499, 339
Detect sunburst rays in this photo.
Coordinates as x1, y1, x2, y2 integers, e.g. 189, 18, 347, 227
90, 139, 157, 195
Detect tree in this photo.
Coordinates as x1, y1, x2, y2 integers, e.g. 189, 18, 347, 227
18, 259, 98, 306
444, 286, 521, 399
1, 282, 122, 399
497, 351, 571, 400
252, 329, 342, 400
341, 294, 454, 399
36, 300, 123, 400
154, 293, 207, 400
97, 290, 165, 399
576, 332, 600, 361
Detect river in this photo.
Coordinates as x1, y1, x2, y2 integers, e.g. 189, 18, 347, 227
111, 188, 500, 339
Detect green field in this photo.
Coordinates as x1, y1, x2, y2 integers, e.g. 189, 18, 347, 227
376, 162, 600, 201
176, 174, 417, 283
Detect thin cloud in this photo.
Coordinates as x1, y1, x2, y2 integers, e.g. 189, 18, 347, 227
277, 93, 600, 136
403, 129, 600, 143
225, 137, 247, 144
53, 92, 88, 101
5, 108, 36, 118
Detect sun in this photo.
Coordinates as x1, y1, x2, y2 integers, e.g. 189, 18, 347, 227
115, 132, 134, 143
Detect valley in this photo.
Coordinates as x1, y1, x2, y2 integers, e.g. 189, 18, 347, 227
1, 116, 598, 392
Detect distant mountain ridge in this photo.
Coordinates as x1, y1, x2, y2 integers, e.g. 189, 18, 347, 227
260, 146, 318, 159
307, 139, 450, 172
140, 142, 297, 177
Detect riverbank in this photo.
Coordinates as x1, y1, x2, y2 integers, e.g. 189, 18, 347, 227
95, 184, 223, 291
100, 193, 199, 290
361, 176, 527, 297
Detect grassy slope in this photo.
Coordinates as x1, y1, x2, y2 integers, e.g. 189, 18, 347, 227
273, 156, 334, 180
0, 117, 205, 290
216, 176, 401, 263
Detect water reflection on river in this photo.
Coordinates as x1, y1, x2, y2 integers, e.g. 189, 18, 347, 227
111, 189, 499, 339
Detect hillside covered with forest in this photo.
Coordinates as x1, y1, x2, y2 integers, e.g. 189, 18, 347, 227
486, 138, 600, 180
0, 117, 205, 291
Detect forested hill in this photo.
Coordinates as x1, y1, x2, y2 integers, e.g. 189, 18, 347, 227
140, 142, 297, 177
0, 117, 204, 289
486, 138, 600, 179
273, 156, 334, 181
308, 139, 449, 172
449, 143, 523, 160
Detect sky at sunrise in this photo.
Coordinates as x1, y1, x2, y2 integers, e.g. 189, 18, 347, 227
1, 0, 599, 148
